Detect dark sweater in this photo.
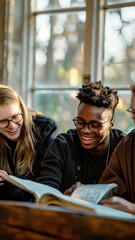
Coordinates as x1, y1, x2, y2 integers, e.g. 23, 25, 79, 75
99, 129, 135, 202
37, 128, 126, 193
0, 114, 57, 201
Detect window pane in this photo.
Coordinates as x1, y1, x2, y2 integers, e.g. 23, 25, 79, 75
114, 91, 133, 133
7, 0, 22, 90
33, 90, 133, 134
32, 0, 86, 11
104, 7, 135, 87
34, 90, 79, 133
35, 12, 86, 86
107, 0, 135, 4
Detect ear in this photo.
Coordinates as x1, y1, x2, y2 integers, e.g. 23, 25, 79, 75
109, 120, 114, 130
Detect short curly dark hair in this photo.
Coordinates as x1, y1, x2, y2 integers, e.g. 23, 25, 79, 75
76, 81, 119, 118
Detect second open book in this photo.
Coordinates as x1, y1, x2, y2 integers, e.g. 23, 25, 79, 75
3, 175, 135, 220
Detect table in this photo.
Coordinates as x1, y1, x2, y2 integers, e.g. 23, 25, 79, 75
0, 201, 135, 239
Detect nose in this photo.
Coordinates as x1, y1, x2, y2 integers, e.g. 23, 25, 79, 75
81, 123, 92, 133
7, 120, 16, 128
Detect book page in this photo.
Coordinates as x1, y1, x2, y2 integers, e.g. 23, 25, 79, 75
3, 176, 135, 220
40, 193, 135, 221
4, 175, 62, 202
86, 202, 135, 220
71, 183, 117, 204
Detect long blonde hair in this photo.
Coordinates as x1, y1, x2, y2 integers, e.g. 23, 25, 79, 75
0, 85, 37, 176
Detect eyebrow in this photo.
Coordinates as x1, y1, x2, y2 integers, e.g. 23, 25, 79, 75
0, 111, 20, 122
77, 118, 104, 124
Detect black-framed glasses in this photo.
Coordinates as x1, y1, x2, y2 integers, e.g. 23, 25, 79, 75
0, 113, 23, 129
73, 117, 110, 133
127, 107, 135, 115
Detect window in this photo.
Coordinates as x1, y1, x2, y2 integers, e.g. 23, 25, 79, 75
30, 0, 87, 132
1, 0, 135, 133
99, 0, 135, 132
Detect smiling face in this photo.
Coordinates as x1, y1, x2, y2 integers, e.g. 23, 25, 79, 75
131, 94, 135, 124
0, 103, 23, 141
76, 103, 114, 154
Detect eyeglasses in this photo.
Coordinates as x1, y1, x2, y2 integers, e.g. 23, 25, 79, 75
127, 107, 135, 114
0, 113, 23, 129
73, 117, 110, 133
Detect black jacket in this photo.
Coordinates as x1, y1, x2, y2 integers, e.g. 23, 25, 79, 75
0, 114, 57, 201
37, 128, 126, 193
29, 114, 57, 179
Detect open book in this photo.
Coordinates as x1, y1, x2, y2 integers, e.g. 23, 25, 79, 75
3, 175, 135, 220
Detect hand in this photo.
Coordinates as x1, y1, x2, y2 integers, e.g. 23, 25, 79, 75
64, 182, 83, 196
99, 196, 135, 214
0, 170, 8, 180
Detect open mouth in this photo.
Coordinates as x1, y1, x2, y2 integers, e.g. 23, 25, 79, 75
82, 136, 94, 140
81, 135, 95, 145
6, 127, 19, 135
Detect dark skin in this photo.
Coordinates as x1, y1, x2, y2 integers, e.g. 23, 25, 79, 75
64, 103, 114, 195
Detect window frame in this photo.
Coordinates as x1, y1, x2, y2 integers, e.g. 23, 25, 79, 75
1, 0, 135, 110
28, 0, 90, 109
98, 0, 135, 90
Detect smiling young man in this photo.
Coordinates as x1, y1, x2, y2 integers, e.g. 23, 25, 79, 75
37, 82, 126, 194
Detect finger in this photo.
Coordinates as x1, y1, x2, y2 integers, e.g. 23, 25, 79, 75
0, 170, 8, 176
75, 182, 83, 187
112, 197, 117, 203
63, 187, 73, 195
0, 172, 8, 179
0, 174, 6, 179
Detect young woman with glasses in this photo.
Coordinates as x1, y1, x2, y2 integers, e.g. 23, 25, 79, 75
36, 82, 126, 195
0, 85, 57, 201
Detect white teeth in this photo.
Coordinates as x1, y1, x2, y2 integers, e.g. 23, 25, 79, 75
8, 128, 17, 133
82, 136, 93, 140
